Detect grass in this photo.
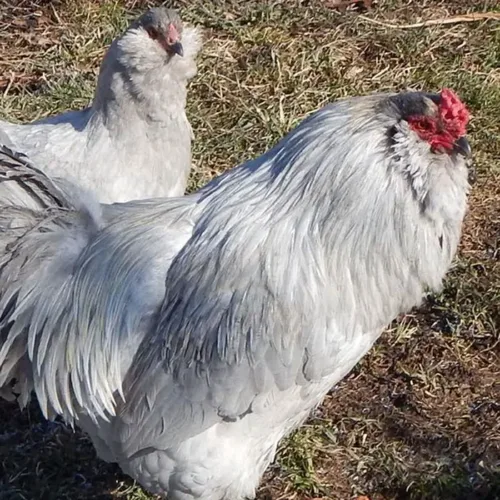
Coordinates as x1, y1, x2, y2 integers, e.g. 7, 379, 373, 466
0, 0, 499, 499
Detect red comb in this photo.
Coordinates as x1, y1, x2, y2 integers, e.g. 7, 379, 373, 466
407, 88, 470, 153
437, 88, 470, 139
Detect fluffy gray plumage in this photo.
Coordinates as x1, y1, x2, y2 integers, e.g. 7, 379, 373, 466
0, 90, 472, 499
0, 8, 201, 204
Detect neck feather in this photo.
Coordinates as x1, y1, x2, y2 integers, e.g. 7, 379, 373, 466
194, 101, 467, 331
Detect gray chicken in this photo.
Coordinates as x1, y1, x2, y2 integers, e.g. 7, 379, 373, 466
0, 8, 201, 203
0, 89, 473, 499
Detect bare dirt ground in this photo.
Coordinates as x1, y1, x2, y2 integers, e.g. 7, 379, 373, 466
0, 1, 499, 499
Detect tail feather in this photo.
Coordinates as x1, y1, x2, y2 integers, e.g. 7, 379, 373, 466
0, 143, 190, 424
0, 144, 102, 419
0, 145, 72, 210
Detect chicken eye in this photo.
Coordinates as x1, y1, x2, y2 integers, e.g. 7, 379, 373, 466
146, 26, 160, 41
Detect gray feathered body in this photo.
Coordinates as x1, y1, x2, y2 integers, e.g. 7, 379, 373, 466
0, 23, 200, 203
0, 92, 470, 499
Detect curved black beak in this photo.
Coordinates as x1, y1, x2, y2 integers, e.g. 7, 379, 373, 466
170, 41, 184, 57
453, 137, 475, 184
453, 136, 472, 159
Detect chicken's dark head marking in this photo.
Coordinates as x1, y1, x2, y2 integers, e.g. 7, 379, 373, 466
138, 8, 184, 57
405, 89, 471, 158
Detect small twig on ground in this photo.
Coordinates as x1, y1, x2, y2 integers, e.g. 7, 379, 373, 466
358, 12, 500, 30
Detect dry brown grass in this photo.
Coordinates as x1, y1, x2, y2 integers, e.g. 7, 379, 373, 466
0, 0, 499, 499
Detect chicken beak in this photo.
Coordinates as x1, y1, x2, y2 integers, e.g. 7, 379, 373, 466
170, 41, 184, 57
453, 136, 472, 159
453, 137, 475, 185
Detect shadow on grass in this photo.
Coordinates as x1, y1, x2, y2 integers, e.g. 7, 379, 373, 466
1, 392, 499, 500
0, 399, 130, 500
376, 415, 500, 500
